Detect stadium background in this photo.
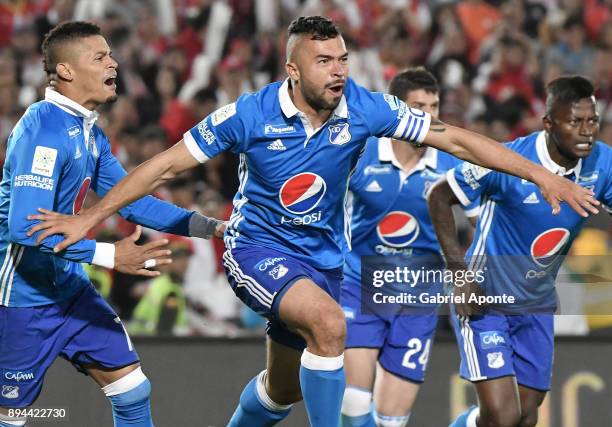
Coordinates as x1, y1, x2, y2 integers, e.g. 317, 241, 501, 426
0, 0, 611, 425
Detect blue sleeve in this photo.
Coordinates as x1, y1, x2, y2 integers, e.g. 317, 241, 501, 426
182, 93, 256, 162
446, 162, 501, 207
7, 123, 96, 262
445, 156, 481, 217
603, 153, 612, 215
358, 88, 431, 145
92, 133, 193, 236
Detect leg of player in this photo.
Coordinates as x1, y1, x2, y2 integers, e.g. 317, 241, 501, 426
279, 278, 347, 426
228, 338, 299, 426
0, 408, 26, 426
372, 365, 418, 427
517, 385, 546, 427
341, 348, 378, 427
87, 363, 154, 427
449, 377, 521, 427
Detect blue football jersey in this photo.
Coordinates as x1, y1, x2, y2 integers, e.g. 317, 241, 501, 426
344, 137, 480, 286
0, 88, 194, 307
448, 131, 612, 310
184, 78, 431, 269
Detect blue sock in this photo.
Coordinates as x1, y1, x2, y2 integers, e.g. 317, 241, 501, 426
228, 370, 292, 426
300, 350, 345, 427
103, 367, 154, 427
449, 405, 478, 427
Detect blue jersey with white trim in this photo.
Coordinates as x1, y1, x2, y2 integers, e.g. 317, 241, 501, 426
184, 78, 431, 269
344, 137, 479, 285
0, 89, 194, 307
448, 131, 612, 309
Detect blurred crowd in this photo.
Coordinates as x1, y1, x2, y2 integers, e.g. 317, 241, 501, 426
0, 0, 611, 336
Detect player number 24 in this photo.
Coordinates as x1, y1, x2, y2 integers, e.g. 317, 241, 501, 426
402, 338, 431, 370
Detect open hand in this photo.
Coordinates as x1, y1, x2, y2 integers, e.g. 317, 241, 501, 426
114, 226, 172, 277
535, 172, 599, 217
27, 208, 97, 252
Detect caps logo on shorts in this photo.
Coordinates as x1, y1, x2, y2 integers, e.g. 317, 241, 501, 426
279, 173, 326, 214
530, 228, 570, 268
480, 331, 507, 349
376, 211, 419, 247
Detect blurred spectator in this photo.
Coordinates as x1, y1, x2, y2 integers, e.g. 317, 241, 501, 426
455, 0, 501, 64
160, 86, 217, 145
183, 188, 241, 336
129, 236, 194, 336
545, 14, 596, 75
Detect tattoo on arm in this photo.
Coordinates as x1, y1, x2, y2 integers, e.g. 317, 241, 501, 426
430, 118, 447, 133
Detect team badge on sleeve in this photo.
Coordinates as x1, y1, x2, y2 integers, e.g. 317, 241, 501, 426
461, 163, 491, 190
211, 102, 237, 126
31, 146, 58, 177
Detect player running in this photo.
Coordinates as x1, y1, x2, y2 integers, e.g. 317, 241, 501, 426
28, 18, 598, 426
428, 75, 611, 427
340, 67, 479, 427
0, 22, 221, 427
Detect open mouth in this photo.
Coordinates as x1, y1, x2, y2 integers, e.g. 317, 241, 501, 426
575, 142, 593, 151
327, 83, 344, 97
104, 77, 116, 87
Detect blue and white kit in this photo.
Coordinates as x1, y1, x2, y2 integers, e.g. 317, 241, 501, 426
183, 78, 432, 348
341, 137, 478, 382
0, 88, 194, 407
447, 131, 612, 390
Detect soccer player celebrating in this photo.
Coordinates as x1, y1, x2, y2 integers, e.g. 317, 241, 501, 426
29, 18, 598, 426
340, 68, 479, 427
428, 75, 611, 427
0, 22, 222, 427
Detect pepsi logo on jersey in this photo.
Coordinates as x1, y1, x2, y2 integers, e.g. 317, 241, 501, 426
375, 211, 419, 255
525, 228, 570, 279
279, 173, 326, 226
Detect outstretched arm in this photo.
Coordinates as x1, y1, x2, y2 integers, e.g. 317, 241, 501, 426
421, 119, 599, 217
28, 141, 200, 252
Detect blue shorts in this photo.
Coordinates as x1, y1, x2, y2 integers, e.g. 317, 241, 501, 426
341, 279, 438, 383
0, 285, 139, 408
451, 309, 554, 391
223, 247, 343, 350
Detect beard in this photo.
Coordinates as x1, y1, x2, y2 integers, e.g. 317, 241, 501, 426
301, 78, 343, 112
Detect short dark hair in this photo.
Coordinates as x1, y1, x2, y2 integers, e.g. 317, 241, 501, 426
288, 16, 339, 40
545, 75, 595, 114
388, 67, 440, 100
42, 21, 101, 76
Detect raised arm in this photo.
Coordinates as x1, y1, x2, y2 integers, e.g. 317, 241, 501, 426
421, 119, 599, 217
